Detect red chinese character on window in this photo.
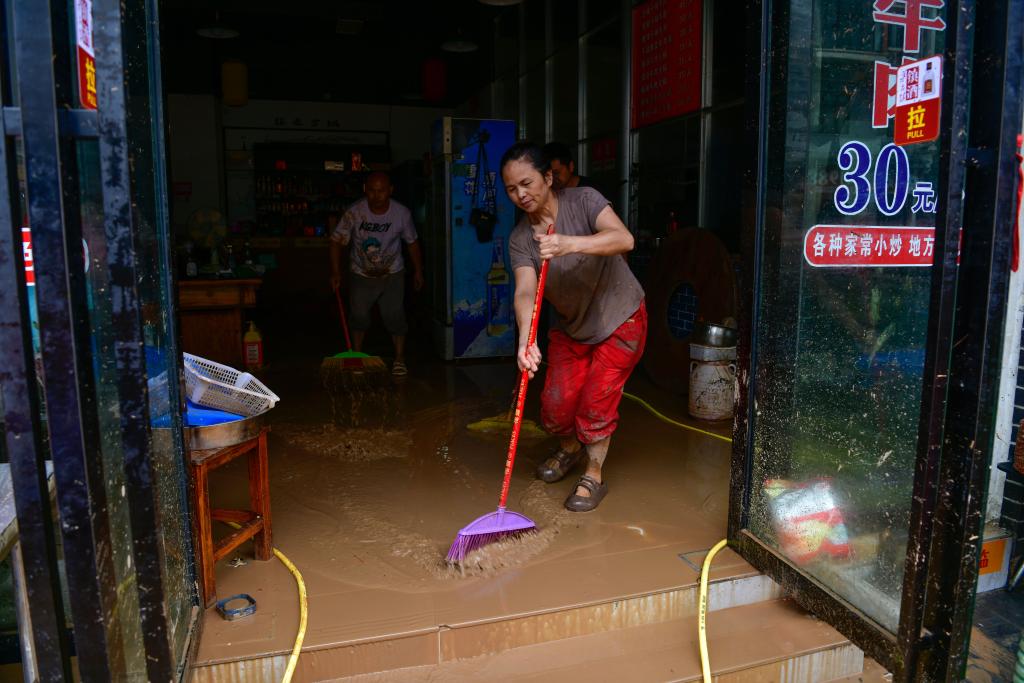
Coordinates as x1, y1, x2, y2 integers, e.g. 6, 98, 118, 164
873, 0, 946, 53
873, 57, 915, 128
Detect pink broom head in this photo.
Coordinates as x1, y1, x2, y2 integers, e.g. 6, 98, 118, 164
445, 507, 537, 564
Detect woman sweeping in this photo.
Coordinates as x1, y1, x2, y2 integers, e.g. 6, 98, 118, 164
502, 141, 647, 512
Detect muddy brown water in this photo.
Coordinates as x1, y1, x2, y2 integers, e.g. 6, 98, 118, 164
214, 360, 730, 592
265, 391, 579, 583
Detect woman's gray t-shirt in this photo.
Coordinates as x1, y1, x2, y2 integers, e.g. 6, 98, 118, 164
508, 187, 644, 344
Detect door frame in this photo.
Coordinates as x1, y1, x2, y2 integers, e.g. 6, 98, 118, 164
730, 0, 1024, 680
0, 0, 199, 678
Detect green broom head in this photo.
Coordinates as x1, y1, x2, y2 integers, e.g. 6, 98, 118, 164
332, 349, 372, 359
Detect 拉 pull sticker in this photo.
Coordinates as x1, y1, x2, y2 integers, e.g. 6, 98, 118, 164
895, 55, 941, 146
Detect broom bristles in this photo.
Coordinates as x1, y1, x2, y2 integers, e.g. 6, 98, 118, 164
445, 527, 537, 564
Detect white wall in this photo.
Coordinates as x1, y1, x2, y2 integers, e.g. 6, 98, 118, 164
165, 97, 452, 227
216, 99, 451, 166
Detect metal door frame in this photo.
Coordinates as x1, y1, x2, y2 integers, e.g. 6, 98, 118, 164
0, 0, 198, 679
730, 0, 1024, 680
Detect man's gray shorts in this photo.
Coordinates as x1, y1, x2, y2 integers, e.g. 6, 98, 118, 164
349, 271, 407, 335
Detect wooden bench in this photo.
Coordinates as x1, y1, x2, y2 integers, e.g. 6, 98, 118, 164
189, 427, 272, 607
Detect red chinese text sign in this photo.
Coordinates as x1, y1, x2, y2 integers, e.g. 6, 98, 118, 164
75, 0, 97, 109
804, 225, 935, 268
631, 0, 702, 129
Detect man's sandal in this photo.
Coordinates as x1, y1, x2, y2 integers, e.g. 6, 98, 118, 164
535, 447, 584, 483
564, 474, 608, 512
392, 360, 408, 376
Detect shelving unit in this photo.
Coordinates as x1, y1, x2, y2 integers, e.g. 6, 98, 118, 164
252, 143, 390, 238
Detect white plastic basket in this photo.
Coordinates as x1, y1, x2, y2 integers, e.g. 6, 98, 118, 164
183, 353, 280, 416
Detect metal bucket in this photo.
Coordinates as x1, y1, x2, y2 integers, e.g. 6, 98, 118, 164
689, 344, 737, 421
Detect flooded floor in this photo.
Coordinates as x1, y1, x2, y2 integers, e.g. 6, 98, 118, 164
193, 355, 741, 670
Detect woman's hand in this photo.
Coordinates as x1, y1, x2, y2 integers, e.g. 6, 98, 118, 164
533, 233, 576, 260
517, 342, 542, 378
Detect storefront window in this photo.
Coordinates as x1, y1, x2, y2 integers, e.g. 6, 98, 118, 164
634, 114, 701, 228
748, 0, 946, 633
703, 106, 743, 248
549, 47, 578, 144
585, 0, 620, 33
582, 19, 622, 194
523, 0, 546, 70
524, 66, 545, 141
493, 10, 519, 80
492, 74, 519, 123
583, 20, 622, 141
550, 0, 579, 53
709, 0, 745, 105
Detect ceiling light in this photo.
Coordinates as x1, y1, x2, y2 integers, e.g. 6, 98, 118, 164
440, 38, 478, 53
197, 12, 238, 39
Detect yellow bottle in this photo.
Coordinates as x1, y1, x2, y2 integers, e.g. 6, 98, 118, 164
243, 321, 263, 369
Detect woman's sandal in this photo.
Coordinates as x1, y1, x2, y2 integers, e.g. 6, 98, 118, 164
535, 447, 584, 483
564, 474, 608, 512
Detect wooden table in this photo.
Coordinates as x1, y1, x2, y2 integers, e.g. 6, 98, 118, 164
178, 278, 261, 367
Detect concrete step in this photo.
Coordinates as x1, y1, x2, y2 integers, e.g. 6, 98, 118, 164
332, 598, 864, 683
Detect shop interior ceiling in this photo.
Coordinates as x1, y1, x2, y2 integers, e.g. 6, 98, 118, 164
161, 0, 505, 107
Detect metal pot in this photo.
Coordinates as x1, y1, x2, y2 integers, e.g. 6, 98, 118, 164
692, 321, 738, 348
187, 412, 266, 450
152, 411, 267, 451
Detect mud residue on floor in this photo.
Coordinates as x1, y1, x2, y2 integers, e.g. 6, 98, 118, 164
273, 423, 413, 462
439, 480, 571, 579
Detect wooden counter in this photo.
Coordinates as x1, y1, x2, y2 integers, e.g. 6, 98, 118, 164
178, 279, 261, 368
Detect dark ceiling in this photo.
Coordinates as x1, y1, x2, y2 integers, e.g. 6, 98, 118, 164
159, 0, 515, 107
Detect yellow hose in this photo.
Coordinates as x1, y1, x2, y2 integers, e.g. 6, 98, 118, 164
621, 392, 732, 443
699, 539, 730, 683
224, 522, 308, 683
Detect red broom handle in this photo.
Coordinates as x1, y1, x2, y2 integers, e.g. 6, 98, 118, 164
499, 224, 554, 509
334, 286, 353, 350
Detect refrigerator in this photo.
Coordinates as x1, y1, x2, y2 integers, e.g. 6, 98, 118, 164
429, 117, 517, 360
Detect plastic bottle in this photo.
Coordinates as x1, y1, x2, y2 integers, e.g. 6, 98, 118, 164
185, 243, 198, 278
243, 321, 263, 369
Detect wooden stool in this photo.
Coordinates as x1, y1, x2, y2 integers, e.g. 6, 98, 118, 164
189, 427, 272, 607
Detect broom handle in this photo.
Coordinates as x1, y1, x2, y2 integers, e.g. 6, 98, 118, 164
498, 224, 554, 509
333, 287, 353, 350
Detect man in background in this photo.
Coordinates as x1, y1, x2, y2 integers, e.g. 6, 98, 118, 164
543, 142, 594, 191
330, 171, 424, 375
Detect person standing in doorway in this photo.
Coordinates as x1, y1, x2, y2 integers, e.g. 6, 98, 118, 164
503, 141, 646, 512
329, 171, 424, 376
543, 141, 594, 191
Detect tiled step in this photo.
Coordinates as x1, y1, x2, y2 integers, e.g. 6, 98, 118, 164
332, 598, 864, 683
190, 572, 863, 682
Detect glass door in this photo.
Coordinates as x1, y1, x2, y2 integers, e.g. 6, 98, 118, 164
730, 0, 1024, 679
0, 0, 196, 678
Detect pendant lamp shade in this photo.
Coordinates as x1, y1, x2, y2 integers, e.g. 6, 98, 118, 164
221, 60, 248, 107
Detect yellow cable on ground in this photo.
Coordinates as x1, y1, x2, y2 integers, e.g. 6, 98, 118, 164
699, 539, 730, 683
224, 522, 307, 683
621, 392, 732, 443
